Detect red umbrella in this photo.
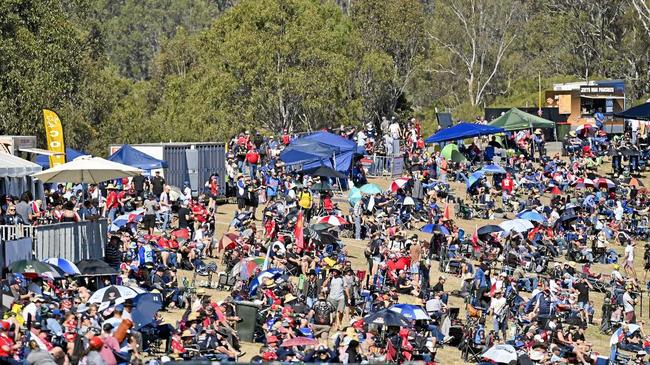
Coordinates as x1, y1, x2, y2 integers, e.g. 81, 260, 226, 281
390, 177, 410, 193
550, 186, 562, 195
219, 232, 240, 250
386, 257, 411, 272
317, 215, 348, 226
281, 337, 319, 347
593, 177, 616, 189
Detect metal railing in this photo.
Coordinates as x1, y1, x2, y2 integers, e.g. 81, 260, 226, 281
364, 154, 405, 178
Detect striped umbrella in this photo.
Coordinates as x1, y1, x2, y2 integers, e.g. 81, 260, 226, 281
88, 285, 145, 308
43, 258, 81, 275
593, 177, 616, 189
574, 178, 594, 189
390, 178, 410, 193
389, 304, 431, 320
317, 215, 348, 226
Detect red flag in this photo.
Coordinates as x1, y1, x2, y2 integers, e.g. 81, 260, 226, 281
443, 203, 454, 220
295, 210, 304, 253
470, 225, 480, 251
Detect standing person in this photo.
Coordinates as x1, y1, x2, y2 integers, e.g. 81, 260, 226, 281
265, 170, 281, 203
131, 174, 146, 198
151, 171, 165, 198
623, 284, 637, 324
15, 192, 34, 224
143, 194, 159, 235
205, 174, 219, 214
104, 184, 119, 222
236, 174, 248, 214
177, 200, 191, 230
409, 239, 422, 288
245, 147, 260, 179
488, 289, 508, 340
298, 187, 313, 222
623, 241, 637, 279
247, 178, 260, 220
353, 198, 364, 241
324, 268, 345, 331
159, 186, 171, 232
389, 118, 401, 156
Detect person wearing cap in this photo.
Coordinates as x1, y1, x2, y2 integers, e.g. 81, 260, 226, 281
103, 184, 120, 223
488, 289, 508, 340
102, 305, 124, 334
0, 320, 18, 364
142, 193, 159, 235
324, 268, 345, 331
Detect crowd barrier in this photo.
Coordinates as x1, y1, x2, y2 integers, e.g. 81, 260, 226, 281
364, 154, 404, 178
0, 219, 107, 262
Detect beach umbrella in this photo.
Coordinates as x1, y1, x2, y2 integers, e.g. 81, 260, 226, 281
482, 344, 517, 363
219, 232, 240, 251
499, 219, 534, 233
480, 164, 506, 175
76, 259, 119, 276
386, 257, 411, 272
593, 177, 616, 189
389, 304, 431, 320
8, 260, 58, 278
391, 178, 410, 193
348, 187, 362, 206
249, 268, 284, 295
317, 215, 348, 226
574, 178, 594, 189
575, 123, 595, 136
88, 285, 145, 305
402, 197, 415, 206
516, 210, 547, 224
441, 144, 466, 162
363, 309, 410, 327
110, 209, 145, 231
231, 257, 266, 280
42, 258, 81, 276
421, 224, 449, 235
131, 293, 163, 330
360, 183, 382, 195
467, 171, 485, 189
310, 223, 334, 232
281, 337, 319, 347
31, 156, 142, 184
477, 225, 503, 236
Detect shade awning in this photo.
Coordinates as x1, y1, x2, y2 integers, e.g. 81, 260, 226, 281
108, 144, 168, 170
425, 122, 505, 144
580, 95, 625, 100
488, 108, 555, 131
615, 102, 650, 121
18, 148, 64, 156
0, 153, 42, 178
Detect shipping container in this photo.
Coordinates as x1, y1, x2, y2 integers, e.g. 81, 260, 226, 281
109, 142, 227, 195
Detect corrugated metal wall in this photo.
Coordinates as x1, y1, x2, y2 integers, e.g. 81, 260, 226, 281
33, 219, 107, 261
162, 147, 190, 189
162, 143, 226, 195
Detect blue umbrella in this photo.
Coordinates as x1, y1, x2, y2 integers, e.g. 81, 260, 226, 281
516, 210, 547, 224
131, 293, 163, 329
420, 224, 449, 235
466, 171, 485, 189
348, 187, 362, 206
360, 183, 382, 195
480, 164, 506, 174
109, 209, 145, 232
389, 304, 430, 320
249, 268, 284, 295
42, 258, 81, 275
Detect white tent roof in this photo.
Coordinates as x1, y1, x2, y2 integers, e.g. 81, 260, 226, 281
0, 153, 42, 178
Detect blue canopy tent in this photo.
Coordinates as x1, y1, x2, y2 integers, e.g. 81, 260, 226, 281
108, 144, 168, 170
35, 148, 87, 169
615, 102, 650, 121
280, 131, 358, 173
425, 122, 505, 143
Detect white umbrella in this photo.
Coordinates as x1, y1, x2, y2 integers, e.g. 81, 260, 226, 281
499, 219, 534, 233
482, 344, 517, 363
403, 197, 415, 206
88, 285, 145, 306
31, 156, 143, 184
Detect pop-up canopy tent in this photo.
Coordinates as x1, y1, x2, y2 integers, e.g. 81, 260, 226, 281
35, 148, 86, 169
489, 108, 555, 131
615, 102, 650, 121
108, 144, 168, 170
0, 153, 43, 198
425, 122, 505, 143
280, 131, 358, 173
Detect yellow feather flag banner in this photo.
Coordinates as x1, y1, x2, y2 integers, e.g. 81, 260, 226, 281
43, 109, 66, 167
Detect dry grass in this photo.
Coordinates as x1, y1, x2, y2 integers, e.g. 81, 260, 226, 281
160, 162, 649, 363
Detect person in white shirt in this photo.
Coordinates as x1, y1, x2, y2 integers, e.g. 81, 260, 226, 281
159, 185, 171, 231
488, 290, 508, 339
623, 242, 636, 278
356, 130, 367, 147
389, 119, 401, 155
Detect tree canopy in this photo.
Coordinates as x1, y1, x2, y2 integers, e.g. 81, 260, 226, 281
1, 0, 649, 155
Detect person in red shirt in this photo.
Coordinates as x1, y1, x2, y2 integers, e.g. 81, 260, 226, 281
501, 173, 514, 207
0, 321, 15, 359
281, 129, 290, 145
205, 175, 220, 215
245, 147, 260, 178
104, 184, 120, 222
